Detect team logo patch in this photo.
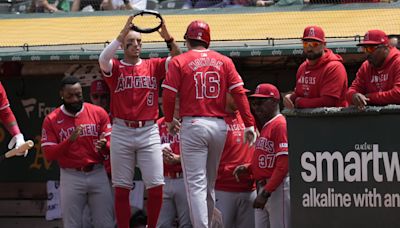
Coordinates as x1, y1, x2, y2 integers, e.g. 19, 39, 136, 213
308, 28, 315, 37
255, 85, 261, 94
365, 32, 370, 41
279, 143, 288, 148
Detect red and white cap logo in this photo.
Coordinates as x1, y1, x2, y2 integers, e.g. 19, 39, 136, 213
308, 28, 315, 38
357, 29, 388, 46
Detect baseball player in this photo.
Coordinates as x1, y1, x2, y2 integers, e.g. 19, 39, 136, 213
41, 76, 114, 228
78, 79, 112, 228
156, 99, 192, 228
98, 16, 181, 228
234, 83, 290, 228
90, 79, 111, 178
215, 93, 256, 228
161, 20, 256, 228
283, 25, 348, 109
346, 29, 400, 109
0, 82, 27, 157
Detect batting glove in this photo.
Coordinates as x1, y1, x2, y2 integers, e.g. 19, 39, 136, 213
244, 126, 257, 147
8, 133, 28, 157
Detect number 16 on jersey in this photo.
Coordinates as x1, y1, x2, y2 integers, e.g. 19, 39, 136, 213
194, 71, 221, 99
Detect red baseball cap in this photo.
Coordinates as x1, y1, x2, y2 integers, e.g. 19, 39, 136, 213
357, 30, 388, 46
302, 26, 325, 42
90, 79, 108, 95
250, 83, 280, 100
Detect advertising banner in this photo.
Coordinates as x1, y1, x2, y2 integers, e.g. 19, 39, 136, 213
288, 112, 400, 227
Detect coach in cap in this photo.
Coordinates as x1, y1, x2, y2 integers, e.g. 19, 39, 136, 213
346, 29, 400, 110
284, 26, 348, 109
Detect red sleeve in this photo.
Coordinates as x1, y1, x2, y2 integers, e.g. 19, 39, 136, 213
295, 95, 338, 108
347, 62, 368, 104
0, 83, 21, 135
264, 155, 288, 193
42, 140, 73, 161
162, 58, 181, 94
231, 91, 255, 127
162, 89, 176, 122
320, 63, 348, 99
0, 83, 10, 110
225, 59, 244, 90
152, 58, 168, 81
264, 121, 289, 192
0, 106, 20, 136
41, 116, 72, 161
225, 58, 247, 111
367, 65, 400, 105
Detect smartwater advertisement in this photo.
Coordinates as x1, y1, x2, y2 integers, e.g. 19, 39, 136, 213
287, 114, 400, 228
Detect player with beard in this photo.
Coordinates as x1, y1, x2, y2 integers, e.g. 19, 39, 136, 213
283, 26, 348, 109
41, 76, 114, 228
346, 30, 400, 110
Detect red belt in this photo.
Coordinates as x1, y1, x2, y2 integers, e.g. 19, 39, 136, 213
165, 171, 183, 179
75, 164, 95, 172
124, 120, 155, 128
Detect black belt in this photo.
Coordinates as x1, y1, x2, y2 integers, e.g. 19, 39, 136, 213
75, 164, 95, 172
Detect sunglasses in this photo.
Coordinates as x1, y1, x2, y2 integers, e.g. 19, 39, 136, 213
362, 45, 379, 54
91, 94, 109, 100
303, 41, 321, 48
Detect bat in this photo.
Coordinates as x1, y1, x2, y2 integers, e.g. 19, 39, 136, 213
4, 140, 34, 159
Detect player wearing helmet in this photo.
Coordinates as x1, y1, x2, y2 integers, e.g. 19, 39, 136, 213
162, 20, 256, 228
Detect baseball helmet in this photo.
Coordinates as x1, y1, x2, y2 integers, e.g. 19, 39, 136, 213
184, 20, 211, 48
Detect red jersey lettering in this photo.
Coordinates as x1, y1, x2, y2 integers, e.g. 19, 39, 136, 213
347, 47, 400, 105
41, 103, 112, 169
103, 58, 167, 121
162, 49, 244, 117
251, 114, 288, 180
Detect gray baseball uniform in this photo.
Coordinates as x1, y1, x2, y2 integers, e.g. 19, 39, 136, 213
216, 190, 256, 228
161, 21, 255, 228
60, 166, 114, 228
41, 103, 114, 228
111, 119, 164, 189
180, 117, 227, 228
157, 117, 191, 228
255, 176, 290, 228
215, 112, 257, 228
